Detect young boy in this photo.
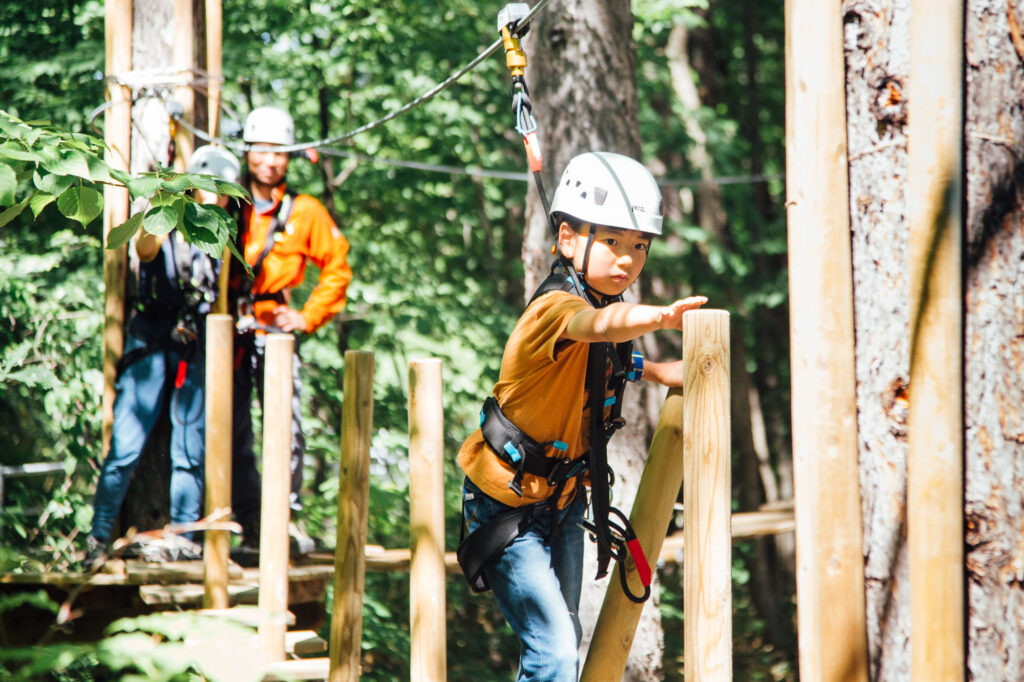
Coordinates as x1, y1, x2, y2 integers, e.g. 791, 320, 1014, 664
457, 151, 707, 680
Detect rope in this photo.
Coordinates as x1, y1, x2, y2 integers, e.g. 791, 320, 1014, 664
318, 146, 780, 187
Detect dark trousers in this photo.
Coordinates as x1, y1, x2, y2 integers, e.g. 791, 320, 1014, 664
231, 332, 306, 529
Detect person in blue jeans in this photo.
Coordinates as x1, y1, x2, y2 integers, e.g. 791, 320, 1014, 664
85, 146, 240, 566
457, 152, 707, 679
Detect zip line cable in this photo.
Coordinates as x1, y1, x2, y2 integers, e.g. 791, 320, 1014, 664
88, 0, 779, 189
161, 0, 554, 155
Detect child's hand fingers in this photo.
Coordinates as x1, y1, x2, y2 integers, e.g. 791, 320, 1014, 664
658, 297, 709, 329
679, 296, 708, 311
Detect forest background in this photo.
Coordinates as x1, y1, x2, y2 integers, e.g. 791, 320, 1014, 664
0, 0, 794, 679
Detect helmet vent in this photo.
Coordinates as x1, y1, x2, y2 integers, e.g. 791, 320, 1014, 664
594, 187, 608, 206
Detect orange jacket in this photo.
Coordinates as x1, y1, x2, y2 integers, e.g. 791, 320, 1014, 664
238, 183, 352, 332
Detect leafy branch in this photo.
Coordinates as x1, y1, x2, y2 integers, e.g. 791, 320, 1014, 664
0, 109, 249, 263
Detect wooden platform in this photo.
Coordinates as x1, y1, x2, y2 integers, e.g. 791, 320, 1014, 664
0, 558, 335, 645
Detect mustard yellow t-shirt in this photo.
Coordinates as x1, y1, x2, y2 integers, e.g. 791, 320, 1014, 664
458, 290, 596, 508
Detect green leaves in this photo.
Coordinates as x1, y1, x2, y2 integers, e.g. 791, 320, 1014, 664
55, 186, 102, 226
0, 110, 249, 260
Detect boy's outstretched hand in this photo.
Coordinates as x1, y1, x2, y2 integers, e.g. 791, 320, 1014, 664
656, 296, 709, 330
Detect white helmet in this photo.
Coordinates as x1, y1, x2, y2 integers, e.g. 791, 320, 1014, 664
187, 145, 241, 183
243, 106, 295, 146
549, 151, 663, 235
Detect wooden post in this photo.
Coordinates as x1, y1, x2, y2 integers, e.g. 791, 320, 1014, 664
580, 388, 686, 681
408, 359, 446, 682
907, 0, 964, 678
329, 350, 375, 682
683, 310, 731, 681
205, 0, 232, 316
171, 0, 194, 170
203, 314, 233, 609
784, 0, 869, 679
205, 0, 222, 141
258, 334, 295, 663
101, 0, 132, 455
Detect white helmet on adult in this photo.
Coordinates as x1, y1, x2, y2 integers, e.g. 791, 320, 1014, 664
243, 106, 295, 146
549, 151, 663, 235
186, 145, 241, 184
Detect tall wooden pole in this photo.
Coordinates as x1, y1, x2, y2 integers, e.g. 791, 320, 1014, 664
102, 0, 132, 455
907, 0, 964, 678
408, 359, 446, 682
329, 351, 375, 682
683, 310, 732, 681
203, 314, 233, 609
784, 0, 869, 679
205, 0, 232, 316
581, 387, 686, 681
205, 0, 222, 141
258, 334, 295, 663
172, 0, 194, 170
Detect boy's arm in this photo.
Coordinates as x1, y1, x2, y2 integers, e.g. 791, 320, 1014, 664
562, 296, 708, 344
642, 359, 684, 388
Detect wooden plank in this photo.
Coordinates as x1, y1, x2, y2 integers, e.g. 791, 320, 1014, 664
907, 0, 964, 678
102, 0, 132, 454
660, 510, 795, 563
408, 359, 446, 682
682, 310, 732, 681
286, 629, 327, 656
329, 351, 374, 682
580, 388, 687, 681
784, 0, 869, 679
171, 0, 193, 168
204, 314, 234, 608
264, 657, 330, 681
259, 334, 296, 662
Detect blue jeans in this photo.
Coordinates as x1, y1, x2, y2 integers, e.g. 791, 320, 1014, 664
91, 330, 205, 542
462, 477, 585, 681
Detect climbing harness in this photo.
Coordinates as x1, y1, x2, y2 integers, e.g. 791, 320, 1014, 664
458, 5, 660, 603
232, 192, 295, 336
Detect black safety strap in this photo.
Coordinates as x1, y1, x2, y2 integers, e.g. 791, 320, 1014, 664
250, 192, 295, 281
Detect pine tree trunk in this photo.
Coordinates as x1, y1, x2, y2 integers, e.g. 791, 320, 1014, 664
842, 1, 912, 679
523, 2, 663, 678
964, 1, 1024, 678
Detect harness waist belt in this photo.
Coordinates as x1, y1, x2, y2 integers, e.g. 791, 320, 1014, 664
479, 396, 579, 484
252, 291, 286, 303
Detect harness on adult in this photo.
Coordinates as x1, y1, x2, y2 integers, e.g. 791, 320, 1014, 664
458, 261, 652, 603
233, 191, 296, 335
118, 231, 219, 383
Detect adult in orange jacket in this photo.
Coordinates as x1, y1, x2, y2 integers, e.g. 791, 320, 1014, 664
230, 106, 352, 551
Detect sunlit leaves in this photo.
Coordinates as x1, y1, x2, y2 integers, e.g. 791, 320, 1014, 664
55, 186, 102, 227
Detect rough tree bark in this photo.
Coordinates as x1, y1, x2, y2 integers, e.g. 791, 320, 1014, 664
841, 1, 912, 679
523, 1, 663, 678
963, 1, 1024, 679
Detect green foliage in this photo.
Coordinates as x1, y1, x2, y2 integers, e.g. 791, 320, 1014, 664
0, 596, 257, 682
0, 111, 248, 262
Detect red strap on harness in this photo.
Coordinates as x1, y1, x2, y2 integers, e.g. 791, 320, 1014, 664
174, 360, 187, 389
523, 131, 543, 173
626, 538, 652, 587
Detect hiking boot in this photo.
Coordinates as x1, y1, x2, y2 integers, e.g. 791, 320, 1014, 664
289, 521, 316, 557
240, 519, 261, 550
84, 535, 109, 571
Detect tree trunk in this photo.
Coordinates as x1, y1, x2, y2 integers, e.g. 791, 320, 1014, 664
964, 1, 1024, 679
121, 0, 201, 534
842, 1, 913, 679
523, 2, 662, 678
